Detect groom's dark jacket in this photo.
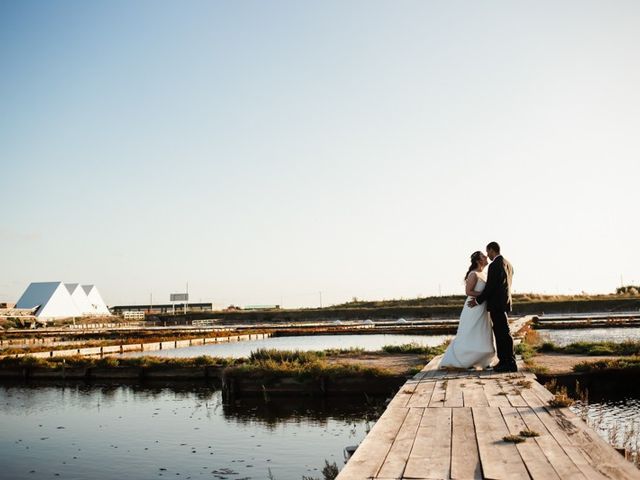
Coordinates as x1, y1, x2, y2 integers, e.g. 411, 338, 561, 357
476, 255, 513, 312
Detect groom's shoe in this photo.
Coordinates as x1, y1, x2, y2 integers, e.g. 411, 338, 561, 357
494, 363, 518, 373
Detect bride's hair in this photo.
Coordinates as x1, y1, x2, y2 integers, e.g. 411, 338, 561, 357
464, 251, 483, 281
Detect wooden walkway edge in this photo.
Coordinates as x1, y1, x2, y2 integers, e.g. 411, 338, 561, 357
337, 317, 640, 480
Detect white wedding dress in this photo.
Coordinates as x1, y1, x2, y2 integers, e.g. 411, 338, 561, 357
440, 272, 496, 369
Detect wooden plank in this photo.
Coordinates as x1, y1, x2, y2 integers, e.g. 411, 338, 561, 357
482, 378, 512, 408
377, 407, 424, 479
336, 407, 409, 480
472, 406, 530, 480
407, 380, 437, 408
404, 407, 452, 479
546, 407, 640, 480
387, 383, 415, 409
428, 380, 447, 407
520, 388, 620, 480
518, 407, 606, 480
500, 406, 561, 479
451, 407, 482, 479
504, 380, 530, 408
463, 382, 489, 407
444, 378, 465, 407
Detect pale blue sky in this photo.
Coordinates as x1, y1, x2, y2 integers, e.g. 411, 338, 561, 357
1, 1, 639, 307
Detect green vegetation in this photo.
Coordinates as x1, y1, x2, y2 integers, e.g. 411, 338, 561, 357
0, 354, 236, 370
0, 347, 398, 379
573, 357, 640, 373
538, 340, 640, 356
381, 342, 447, 355
228, 348, 393, 379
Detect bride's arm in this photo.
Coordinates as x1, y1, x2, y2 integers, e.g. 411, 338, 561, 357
465, 272, 482, 296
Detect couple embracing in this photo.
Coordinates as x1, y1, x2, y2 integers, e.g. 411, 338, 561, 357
440, 241, 517, 373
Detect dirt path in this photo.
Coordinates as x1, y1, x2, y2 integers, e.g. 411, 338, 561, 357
532, 352, 624, 374
326, 352, 426, 375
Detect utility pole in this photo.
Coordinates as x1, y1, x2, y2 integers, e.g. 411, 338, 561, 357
185, 282, 189, 315
319, 291, 323, 308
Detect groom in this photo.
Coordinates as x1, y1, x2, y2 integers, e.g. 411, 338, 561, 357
468, 241, 516, 372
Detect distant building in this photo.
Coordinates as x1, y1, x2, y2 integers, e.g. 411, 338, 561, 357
110, 302, 213, 316
15, 282, 111, 320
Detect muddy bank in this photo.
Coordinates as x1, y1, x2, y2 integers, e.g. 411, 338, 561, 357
537, 368, 640, 399
0, 353, 423, 396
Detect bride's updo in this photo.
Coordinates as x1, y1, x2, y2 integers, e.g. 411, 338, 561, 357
464, 251, 483, 281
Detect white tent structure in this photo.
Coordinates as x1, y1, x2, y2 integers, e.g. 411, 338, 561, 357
15, 282, 81, 319
15, 281, 112, 320
82, 284, 110, 315
66, 283, 93, 315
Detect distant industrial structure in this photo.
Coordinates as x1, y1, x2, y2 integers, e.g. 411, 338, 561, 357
110, 302, 214, 318
15, 282, 111, 320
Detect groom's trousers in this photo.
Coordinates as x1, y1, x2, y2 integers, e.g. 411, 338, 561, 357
489, 310, 516, 366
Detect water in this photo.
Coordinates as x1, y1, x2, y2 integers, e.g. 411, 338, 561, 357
571, 396, 640, 459
121, 334, 452, 359
0, 384, 384, 480
538, 327, 640, 346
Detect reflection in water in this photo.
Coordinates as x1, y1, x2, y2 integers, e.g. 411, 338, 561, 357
120, 333, 452, 359
0, 384, 383, 480
538, 327, 640, 346
571, 395, 640, 465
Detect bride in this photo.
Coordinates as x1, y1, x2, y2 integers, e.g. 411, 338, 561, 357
440, 251, 496, 369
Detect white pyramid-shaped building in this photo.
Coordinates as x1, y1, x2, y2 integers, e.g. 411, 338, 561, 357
15, 282, 81, 319
15, 282, 112, 320
65, 283, 93, 315
82, 284, 110, 315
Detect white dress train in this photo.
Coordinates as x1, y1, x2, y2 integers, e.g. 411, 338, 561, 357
440, 273, 496, 369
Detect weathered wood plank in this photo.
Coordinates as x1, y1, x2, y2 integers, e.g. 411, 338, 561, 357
500, 406, 561, 479
407, 380, 437, 408
377, 407, 424, 479
386, 382, 419, 409
482, 378, 512, 408
472, 406, 530, 480
521, 387, 627, 480
463, 382, 489, 407
444, 378, 465, 407
428, 380, 447, 407
451, 407, 482, 479
546, 407, 640, 480
336, 407, 409, 479
517, 406, 604, 480
404, 407, 452, 479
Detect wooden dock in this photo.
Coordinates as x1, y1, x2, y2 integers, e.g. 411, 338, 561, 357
337, 339, 639, 479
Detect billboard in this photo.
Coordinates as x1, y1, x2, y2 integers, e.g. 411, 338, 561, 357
170, 293, 189, 302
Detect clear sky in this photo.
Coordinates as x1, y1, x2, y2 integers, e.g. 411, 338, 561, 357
1, 1, 639, 308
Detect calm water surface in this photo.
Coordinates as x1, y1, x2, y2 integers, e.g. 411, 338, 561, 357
538, 327, 640, 345
0, 384, 384, 480
121, 334, 452, 359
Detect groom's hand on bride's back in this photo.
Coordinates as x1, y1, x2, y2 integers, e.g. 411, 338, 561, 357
467, 298, 478, 308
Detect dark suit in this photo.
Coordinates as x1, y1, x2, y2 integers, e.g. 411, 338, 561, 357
476, 255, 515, 367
